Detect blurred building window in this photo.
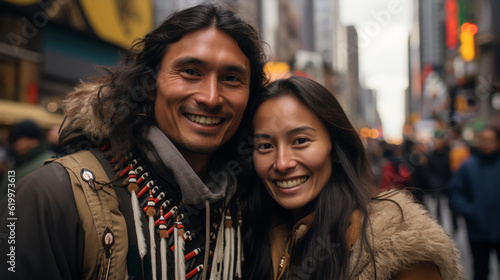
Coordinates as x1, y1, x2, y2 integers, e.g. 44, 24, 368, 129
0, 53, 39, 103
0, 9, 41, 103
0, 10, 42, 53
0, 55, 17, 100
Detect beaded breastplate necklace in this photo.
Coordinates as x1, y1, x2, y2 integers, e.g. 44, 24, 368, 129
100, 142, 243, 280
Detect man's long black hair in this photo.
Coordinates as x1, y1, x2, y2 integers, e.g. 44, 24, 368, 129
72, 3, 268, 159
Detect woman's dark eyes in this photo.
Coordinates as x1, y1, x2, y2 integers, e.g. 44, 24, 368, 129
294, 138, 308, 145
256, 143, 273, 150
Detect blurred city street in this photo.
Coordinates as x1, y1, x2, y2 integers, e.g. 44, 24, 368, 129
1, 0, 500, 279
424, 195, 499, 279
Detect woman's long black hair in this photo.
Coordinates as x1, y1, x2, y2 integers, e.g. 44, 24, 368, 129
242, 76, 379, 279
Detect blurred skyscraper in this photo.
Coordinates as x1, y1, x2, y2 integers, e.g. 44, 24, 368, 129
408, 0, 500, 140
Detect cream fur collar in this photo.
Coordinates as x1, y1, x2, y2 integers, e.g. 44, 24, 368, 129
350, 190, 464, 279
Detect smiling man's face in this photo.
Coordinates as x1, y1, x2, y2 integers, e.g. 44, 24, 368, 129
154, 27, 251, 157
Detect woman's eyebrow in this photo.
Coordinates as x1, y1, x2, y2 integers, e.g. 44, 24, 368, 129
254, 133, 272, 139
287, 126, 316, 136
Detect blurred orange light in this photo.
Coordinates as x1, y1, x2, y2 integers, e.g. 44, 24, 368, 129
360, 127, 370, 138
369, 128, 379, 139
461, 22, 478, 35
265, 62, 291, 83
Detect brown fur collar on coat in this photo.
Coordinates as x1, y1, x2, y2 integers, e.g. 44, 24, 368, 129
61, 82, 112, 143
349, 190, 464, 280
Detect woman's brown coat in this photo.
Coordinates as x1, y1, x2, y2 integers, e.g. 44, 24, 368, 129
269, 191, 464, 280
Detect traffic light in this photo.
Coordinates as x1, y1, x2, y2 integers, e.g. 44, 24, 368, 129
460, 22, 477, 61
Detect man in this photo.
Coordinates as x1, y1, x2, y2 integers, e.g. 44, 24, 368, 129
0, 4, 267, 279
448, 126, 500, 280
0, 120, 54, 200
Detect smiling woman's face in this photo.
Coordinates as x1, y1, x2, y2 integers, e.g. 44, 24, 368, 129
253, 94, 332, 211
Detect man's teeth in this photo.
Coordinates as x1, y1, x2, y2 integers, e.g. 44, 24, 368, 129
185, 114, 222, 125
276, 177, 308, 189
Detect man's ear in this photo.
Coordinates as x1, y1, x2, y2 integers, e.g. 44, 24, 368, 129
146, 89, 156, 101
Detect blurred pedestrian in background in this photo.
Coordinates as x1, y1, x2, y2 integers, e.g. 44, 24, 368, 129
447, 125, 471, 233
449, 125, 471, 173
0, 120, 54, 200
365, 137, 384, 186
423, 130, 452, 224
378, 141, 413, 191
401, 137, 428, 204
46, 124, 61, 153
448, 126, 500, 280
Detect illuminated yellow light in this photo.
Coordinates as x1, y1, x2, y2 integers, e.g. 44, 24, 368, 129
460, 23, 476, 61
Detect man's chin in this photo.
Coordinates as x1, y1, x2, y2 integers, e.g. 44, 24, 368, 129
174, 141, 221, 155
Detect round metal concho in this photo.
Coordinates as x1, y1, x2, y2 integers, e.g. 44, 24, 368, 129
81, 168, 95, 182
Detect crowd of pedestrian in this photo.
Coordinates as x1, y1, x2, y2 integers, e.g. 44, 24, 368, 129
366, 125, 500, 280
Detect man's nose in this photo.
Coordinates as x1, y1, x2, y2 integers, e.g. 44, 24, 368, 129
194, 75, 223, 109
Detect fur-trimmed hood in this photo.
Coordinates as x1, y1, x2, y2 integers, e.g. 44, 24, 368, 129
349, 190, 464, 279
59, 82, 115, 146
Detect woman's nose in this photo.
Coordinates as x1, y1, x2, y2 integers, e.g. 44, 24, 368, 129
273, 147, 297, 173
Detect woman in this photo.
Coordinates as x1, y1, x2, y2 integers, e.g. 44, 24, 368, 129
242, 76, 463, 279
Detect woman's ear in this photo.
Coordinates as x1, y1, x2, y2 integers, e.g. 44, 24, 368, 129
331, 150, 340, 163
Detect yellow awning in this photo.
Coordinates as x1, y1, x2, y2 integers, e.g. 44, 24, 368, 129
0, 100, 65, 129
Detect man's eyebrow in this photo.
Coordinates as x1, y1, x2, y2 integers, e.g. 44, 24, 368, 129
173, 56, 248, 76
224, 64, 249, 76
173, 56, 207, 67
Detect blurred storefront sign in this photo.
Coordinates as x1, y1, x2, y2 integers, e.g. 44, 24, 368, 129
2, 0, 153, 49
445, 0, 459, 49
265, 61, 291, 83
0, 0, 154, 132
